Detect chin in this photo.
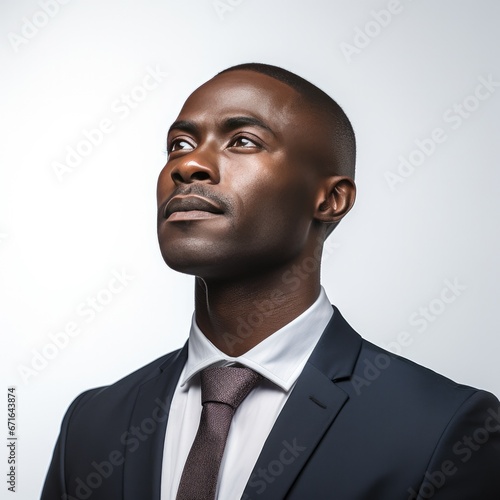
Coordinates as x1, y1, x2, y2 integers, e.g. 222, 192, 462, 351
159, 242, 222, 277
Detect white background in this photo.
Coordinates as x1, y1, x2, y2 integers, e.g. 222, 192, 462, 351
1, 0, 499, 497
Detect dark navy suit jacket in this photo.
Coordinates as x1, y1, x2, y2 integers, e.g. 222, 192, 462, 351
41, 307, 500, 499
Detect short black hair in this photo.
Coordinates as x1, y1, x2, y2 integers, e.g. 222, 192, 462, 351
217, 62, 356, 180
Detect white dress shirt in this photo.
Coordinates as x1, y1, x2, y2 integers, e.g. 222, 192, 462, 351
160, 287, 333, 500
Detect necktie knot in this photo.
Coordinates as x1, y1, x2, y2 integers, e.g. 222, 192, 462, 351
201, 365, 263, 409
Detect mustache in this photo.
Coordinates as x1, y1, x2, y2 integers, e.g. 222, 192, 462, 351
161, 184, 233, 215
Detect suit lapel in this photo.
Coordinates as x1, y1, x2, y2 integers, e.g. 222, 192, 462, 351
242, 363, 348, 500
242, 307, 362, 500
123, 345, 187, 500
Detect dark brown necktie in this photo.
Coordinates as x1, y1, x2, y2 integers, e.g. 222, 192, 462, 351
176, 365, 262, 500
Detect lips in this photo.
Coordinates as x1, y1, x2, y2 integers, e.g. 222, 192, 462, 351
163, 195, 223, 220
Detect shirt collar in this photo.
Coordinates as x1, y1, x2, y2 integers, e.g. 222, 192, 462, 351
180, 286, 333, 391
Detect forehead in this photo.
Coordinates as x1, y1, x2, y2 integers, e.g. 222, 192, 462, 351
176, 70, 305, 131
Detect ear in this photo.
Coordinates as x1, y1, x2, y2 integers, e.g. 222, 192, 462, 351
314, 176, 356, 227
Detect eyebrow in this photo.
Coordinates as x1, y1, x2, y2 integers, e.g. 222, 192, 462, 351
167, 116, 276, 138
220, 116, 275, 136
167, 120, 199, 137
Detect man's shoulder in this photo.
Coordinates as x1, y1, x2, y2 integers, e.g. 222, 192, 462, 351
68, 346, 185, 421
318, 306, 494, 406
350, 337, 497, 416
359, 338, 476, 389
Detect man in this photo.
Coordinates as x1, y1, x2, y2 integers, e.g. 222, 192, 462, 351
42, 63, 500, 499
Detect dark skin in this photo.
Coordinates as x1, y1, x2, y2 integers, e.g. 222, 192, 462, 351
157, 70, 356, 356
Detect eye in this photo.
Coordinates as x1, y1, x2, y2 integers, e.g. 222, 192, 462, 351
228, 136, 261, 149
169, 138, 195, 153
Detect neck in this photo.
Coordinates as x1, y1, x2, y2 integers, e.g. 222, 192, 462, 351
194, 266, 321, 356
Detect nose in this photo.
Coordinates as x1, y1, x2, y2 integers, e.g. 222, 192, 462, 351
170, 153, 219, 185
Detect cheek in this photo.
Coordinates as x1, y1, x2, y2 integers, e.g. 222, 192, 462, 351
231, 168, 316, 240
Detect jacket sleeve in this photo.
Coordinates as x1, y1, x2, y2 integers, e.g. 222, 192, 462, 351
40, 390, 95, 500
413, 390, 500, 500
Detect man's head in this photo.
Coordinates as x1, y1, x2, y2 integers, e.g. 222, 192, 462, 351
218, 63, 356, 181
157, 63, 356, 280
